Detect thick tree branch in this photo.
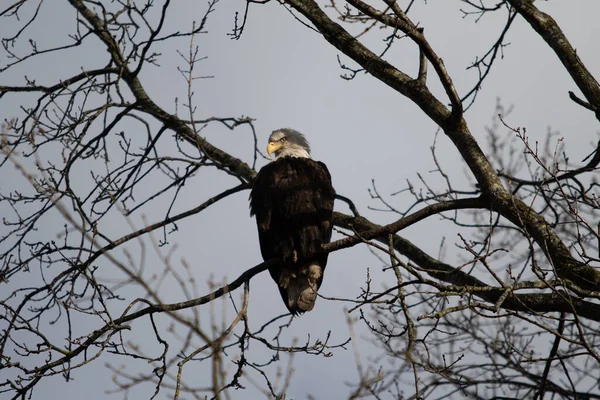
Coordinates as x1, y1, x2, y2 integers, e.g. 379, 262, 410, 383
508, 0, 600, 120
284, 0, 450, 124
333, 211, 600, 321
345, 0, 462, 116
326, 197, 484, 252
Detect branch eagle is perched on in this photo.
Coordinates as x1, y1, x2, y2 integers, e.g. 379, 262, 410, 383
250, 129, 335, 314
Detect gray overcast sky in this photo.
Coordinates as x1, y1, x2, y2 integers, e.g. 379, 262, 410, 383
1, 1, 600, 399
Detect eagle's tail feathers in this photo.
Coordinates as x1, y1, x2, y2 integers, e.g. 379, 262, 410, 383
280, 263, 322, 313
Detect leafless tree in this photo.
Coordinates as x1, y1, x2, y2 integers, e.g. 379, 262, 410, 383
1, 1, 599, 399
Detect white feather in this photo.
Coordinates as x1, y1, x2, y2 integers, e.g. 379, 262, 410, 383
274, 143, 311, 159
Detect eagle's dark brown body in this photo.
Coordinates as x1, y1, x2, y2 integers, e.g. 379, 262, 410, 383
250, 157, 335, 314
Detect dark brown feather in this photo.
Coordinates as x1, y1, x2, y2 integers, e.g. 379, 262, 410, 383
250, 157, 335, 314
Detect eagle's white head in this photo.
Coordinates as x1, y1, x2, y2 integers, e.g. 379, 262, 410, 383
267, 128, 311, 159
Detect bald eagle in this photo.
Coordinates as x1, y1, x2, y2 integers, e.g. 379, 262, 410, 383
250, 129, 335, 314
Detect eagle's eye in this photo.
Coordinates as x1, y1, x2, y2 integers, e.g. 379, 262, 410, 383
279, 137, 287, 143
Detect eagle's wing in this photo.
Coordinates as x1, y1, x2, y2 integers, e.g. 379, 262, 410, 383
250, 158, 335, 313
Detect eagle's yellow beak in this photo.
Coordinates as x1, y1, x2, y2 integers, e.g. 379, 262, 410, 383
267, 141, 282, 156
